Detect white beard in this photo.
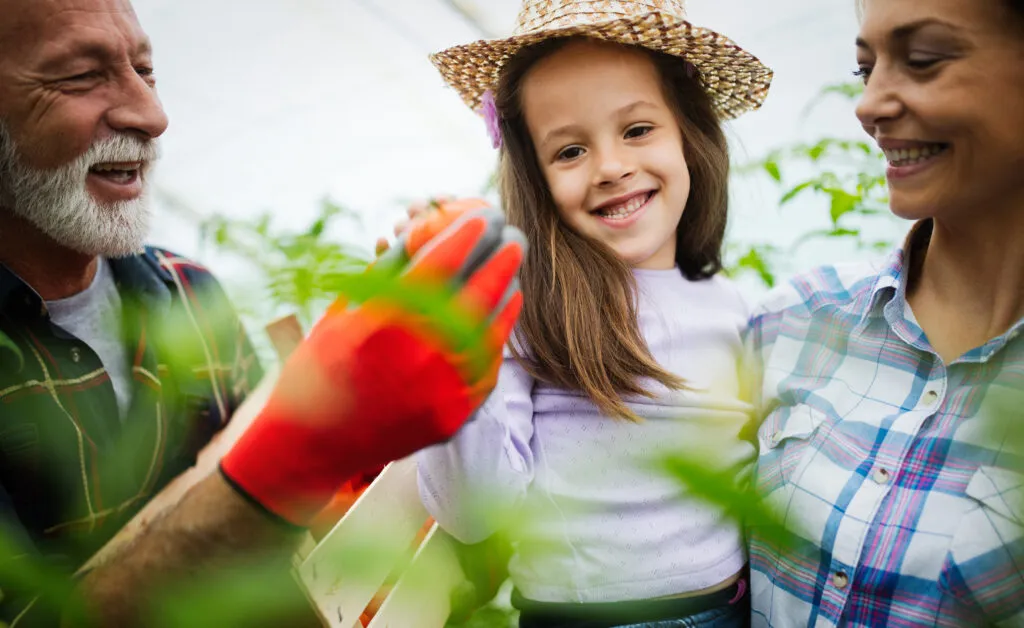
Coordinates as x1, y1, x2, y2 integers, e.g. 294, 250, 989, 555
0, 122, 159, 258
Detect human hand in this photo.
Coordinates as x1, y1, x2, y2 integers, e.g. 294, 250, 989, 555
221, 208, 525, 526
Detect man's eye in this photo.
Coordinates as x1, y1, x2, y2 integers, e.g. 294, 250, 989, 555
557, 146, 585, 161
64, 71, 101, 82
625, 125, 653, 139
135, 67, 157, 85
852, 66, 872, 83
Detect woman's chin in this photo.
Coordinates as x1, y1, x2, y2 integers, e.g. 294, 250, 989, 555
887, 191, 946, 224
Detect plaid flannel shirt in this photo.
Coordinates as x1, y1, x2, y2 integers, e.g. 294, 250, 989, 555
747, 223, 1024, 627
0, 247, 263, 625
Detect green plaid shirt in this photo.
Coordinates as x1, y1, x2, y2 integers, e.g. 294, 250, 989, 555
0, 247, 263, 624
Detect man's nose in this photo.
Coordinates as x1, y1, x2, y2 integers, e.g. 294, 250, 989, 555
105, 69, 169, 140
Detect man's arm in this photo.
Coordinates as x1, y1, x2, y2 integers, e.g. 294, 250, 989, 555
76, 473, 304, 627
73, 208, 525, 627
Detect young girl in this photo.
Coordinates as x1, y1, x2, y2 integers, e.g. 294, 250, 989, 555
417, 1, 772, 625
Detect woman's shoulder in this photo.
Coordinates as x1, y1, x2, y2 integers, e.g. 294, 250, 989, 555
750, 257, 891, 326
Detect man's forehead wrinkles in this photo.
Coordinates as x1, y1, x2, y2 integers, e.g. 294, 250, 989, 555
28, 5, 151, 62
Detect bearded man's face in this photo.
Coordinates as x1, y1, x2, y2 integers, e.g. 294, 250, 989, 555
0, 0, 168, 256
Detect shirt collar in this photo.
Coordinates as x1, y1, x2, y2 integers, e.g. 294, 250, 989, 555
1, 247, 173, 319
856, 220, 933, 330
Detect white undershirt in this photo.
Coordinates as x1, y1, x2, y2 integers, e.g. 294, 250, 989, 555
46, 259, 132, 420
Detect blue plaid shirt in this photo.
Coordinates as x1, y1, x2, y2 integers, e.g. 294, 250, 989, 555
747, 223, 1024, 627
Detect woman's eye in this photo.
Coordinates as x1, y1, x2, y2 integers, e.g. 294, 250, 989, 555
557, 146, 585, 161
625, 125, 653, 139
852, 66, 872, 83
907, 56, 942, 70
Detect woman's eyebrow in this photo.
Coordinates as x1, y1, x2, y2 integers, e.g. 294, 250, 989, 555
856, 17, 960, 50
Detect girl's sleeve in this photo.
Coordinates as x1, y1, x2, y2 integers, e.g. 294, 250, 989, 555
416, 346, 536, 544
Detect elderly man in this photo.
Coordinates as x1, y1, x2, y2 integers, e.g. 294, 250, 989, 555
0, 0, 524, 625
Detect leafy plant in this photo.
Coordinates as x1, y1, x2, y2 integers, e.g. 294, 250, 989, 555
726, 81, 898, 287
199, 199, 371, 328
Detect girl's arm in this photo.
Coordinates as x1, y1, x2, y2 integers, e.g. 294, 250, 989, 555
416, 347, 535, 544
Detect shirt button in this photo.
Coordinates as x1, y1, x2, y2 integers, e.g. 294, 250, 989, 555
70, 347, 82, 363
833, 571, 850, 589
769, 431, 783, 448
922, 390, 939, 406
873, 468, 891, 485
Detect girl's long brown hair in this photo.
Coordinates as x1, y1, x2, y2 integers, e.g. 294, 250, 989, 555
495, 37, 731, 421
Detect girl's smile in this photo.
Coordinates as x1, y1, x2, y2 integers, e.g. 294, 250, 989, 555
590, 189, 657, 228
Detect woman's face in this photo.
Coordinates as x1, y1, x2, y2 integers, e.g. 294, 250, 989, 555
856, 0, 1024, 222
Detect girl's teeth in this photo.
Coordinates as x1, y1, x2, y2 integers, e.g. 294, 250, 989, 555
883, 144, 947, 167
600, 194, 647, 219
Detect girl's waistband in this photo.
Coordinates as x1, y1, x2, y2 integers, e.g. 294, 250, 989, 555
512, 573, 748, 628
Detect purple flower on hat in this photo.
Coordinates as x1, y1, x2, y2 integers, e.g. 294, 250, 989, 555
480, 90, 502, 150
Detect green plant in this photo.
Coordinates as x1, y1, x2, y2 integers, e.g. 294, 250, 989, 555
726, 81, 898, 288
199, 199, 371, 329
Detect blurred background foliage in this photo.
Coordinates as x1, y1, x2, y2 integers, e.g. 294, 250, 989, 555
725, 82, 899, 288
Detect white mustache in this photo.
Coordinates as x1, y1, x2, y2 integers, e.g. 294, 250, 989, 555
84, 134, 160, 170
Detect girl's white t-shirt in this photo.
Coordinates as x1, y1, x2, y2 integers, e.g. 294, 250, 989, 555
417, 268, 754, 603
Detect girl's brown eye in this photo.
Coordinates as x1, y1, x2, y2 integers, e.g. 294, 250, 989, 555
625, 125, 653, 139
558, 146, 584, 161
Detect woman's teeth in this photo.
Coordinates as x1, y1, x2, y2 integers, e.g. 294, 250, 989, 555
598, 193, 649, 219
883, 144, 948, 167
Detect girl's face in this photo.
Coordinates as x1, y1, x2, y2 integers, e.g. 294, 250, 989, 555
520, 40, 689, 270
856, 0, 1024, 222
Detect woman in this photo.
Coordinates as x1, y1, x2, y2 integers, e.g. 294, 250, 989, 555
747, 0, 1024, 626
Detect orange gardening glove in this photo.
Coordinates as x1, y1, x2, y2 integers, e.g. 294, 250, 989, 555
221, 208, 525, 526
309, 197, 503, 534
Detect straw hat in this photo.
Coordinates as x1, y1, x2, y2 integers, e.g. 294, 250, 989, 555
431, 0, 773, 121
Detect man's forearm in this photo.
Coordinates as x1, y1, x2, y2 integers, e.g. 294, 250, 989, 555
75, 473, 304, 626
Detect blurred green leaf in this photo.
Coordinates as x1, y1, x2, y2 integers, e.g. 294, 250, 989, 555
780, 181, 813, 206
764, 160, 782, 182
829, 189, 858, 224
660, 455, 799, 553
733, 246, 777, 288
0, 330, 23, 371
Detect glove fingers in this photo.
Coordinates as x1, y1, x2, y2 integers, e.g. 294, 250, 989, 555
405, 208, 505, 284
456, 229, 526, 318
489, 288, 523, 350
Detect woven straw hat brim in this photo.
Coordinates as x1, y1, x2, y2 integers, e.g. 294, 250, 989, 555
431, 12, 773, 121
